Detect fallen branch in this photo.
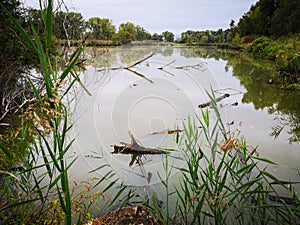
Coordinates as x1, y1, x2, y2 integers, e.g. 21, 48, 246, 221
151, 129, 183, 135
268, 194, 296, 205
125, 53, 155, 69
198, 93, 230, 108
125, 68, 153, 84
174, 62, 206, 70
111, 131, 167, 155
0, 109, 9, 121
151, 126, 202, 135
97, 53, 155, 83
98, 53, 155, 72
158, 60, 175, 70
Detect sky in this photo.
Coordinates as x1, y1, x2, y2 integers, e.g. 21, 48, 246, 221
24, 0, 258, 35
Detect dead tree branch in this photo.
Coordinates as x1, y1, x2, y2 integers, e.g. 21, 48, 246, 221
111, 131, 167, 155
125, 53, 155, 69
198, 93, 230, 108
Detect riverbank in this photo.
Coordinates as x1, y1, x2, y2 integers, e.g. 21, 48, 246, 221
183, 34, 300, 90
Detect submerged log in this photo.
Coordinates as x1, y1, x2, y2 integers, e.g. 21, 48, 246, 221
111, 132, 167, 155
151, 129, 183, 135
111, 143, 167, 154
198, 93, 230, 108
268, 194, 296, 205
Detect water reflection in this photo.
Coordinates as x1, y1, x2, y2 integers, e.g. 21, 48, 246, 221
191, 47, 300, 143
69, 45, 299, 198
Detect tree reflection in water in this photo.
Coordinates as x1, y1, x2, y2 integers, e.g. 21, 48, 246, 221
194, 47, 300, 143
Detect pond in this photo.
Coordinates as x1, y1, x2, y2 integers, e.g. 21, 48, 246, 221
67, 44, 300, 208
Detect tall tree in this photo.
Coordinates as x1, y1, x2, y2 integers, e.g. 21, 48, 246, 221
270, 0, 300, 36
162, 31, 174, 42
135, 25, 151, 41
86, 17, 116, 40
118, 22, 137, 41
235, 0, 300, 37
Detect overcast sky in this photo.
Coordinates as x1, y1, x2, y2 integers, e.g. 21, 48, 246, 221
24, 0, 258, 34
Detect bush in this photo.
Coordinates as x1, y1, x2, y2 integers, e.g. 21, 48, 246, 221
247, 36, 272, 57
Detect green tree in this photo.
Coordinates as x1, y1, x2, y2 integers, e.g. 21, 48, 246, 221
152, 33, 163, 41
54, 11, 85, 40
86, 17, 116, 40
135, 25, 151, 41
235, 0, 300, 37
118, 22, 137, 41
162, 31, 174, 42
116, 22, 151, 43
270, 0, 300, 36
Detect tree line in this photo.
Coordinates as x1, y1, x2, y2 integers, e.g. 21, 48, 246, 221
25, 8, 175, 44
178, 0, 300, 45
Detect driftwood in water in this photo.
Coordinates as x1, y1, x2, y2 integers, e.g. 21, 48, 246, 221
268, 194, 296, 205
111, 132, 167, 155
97, 53, 154, 71
151, 129, 183, 135
198, 93, 230, 108
125, 53, 155, 69
97, 53, 154, 83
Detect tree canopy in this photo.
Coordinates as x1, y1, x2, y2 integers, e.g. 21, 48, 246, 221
235, 0, 300, 37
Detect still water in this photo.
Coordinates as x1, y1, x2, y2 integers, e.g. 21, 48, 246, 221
68, 45, 300, 199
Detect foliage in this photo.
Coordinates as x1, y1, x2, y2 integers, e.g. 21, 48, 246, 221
235, 0, 300, 37
179, 29, 226, 44
162, 31, 175, 42
245, 34, 300, 87
86, 17, 116, 40
116, 22, 151, 44
152, 33, 164, 41
246, 36, 273, 58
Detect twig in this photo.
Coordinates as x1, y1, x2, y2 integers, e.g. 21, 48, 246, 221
13, 98, 35, 114
97, 53, 155, 83
158, 60, 175, 70
198, 93, 230, 108
175, 62, 206, 70
125, 68, 153, 84
67, 36, 89, 66
70, 71, 92, 96
0, 109, 9, 121
125, 53, 155, 69
215, 88, 244, 96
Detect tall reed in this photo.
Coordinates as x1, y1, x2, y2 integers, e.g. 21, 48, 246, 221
0, 0, 85, 224
146, 90, 300, 224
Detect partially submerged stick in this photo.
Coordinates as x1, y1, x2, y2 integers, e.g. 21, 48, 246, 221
125, 53, 155, 69
97, 53, 155, 83
198, 93, 230, 108
111, 131, 167, 155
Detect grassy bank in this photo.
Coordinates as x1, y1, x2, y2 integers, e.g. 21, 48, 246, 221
183, 34, 300, 90
245, 35, 300, 90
